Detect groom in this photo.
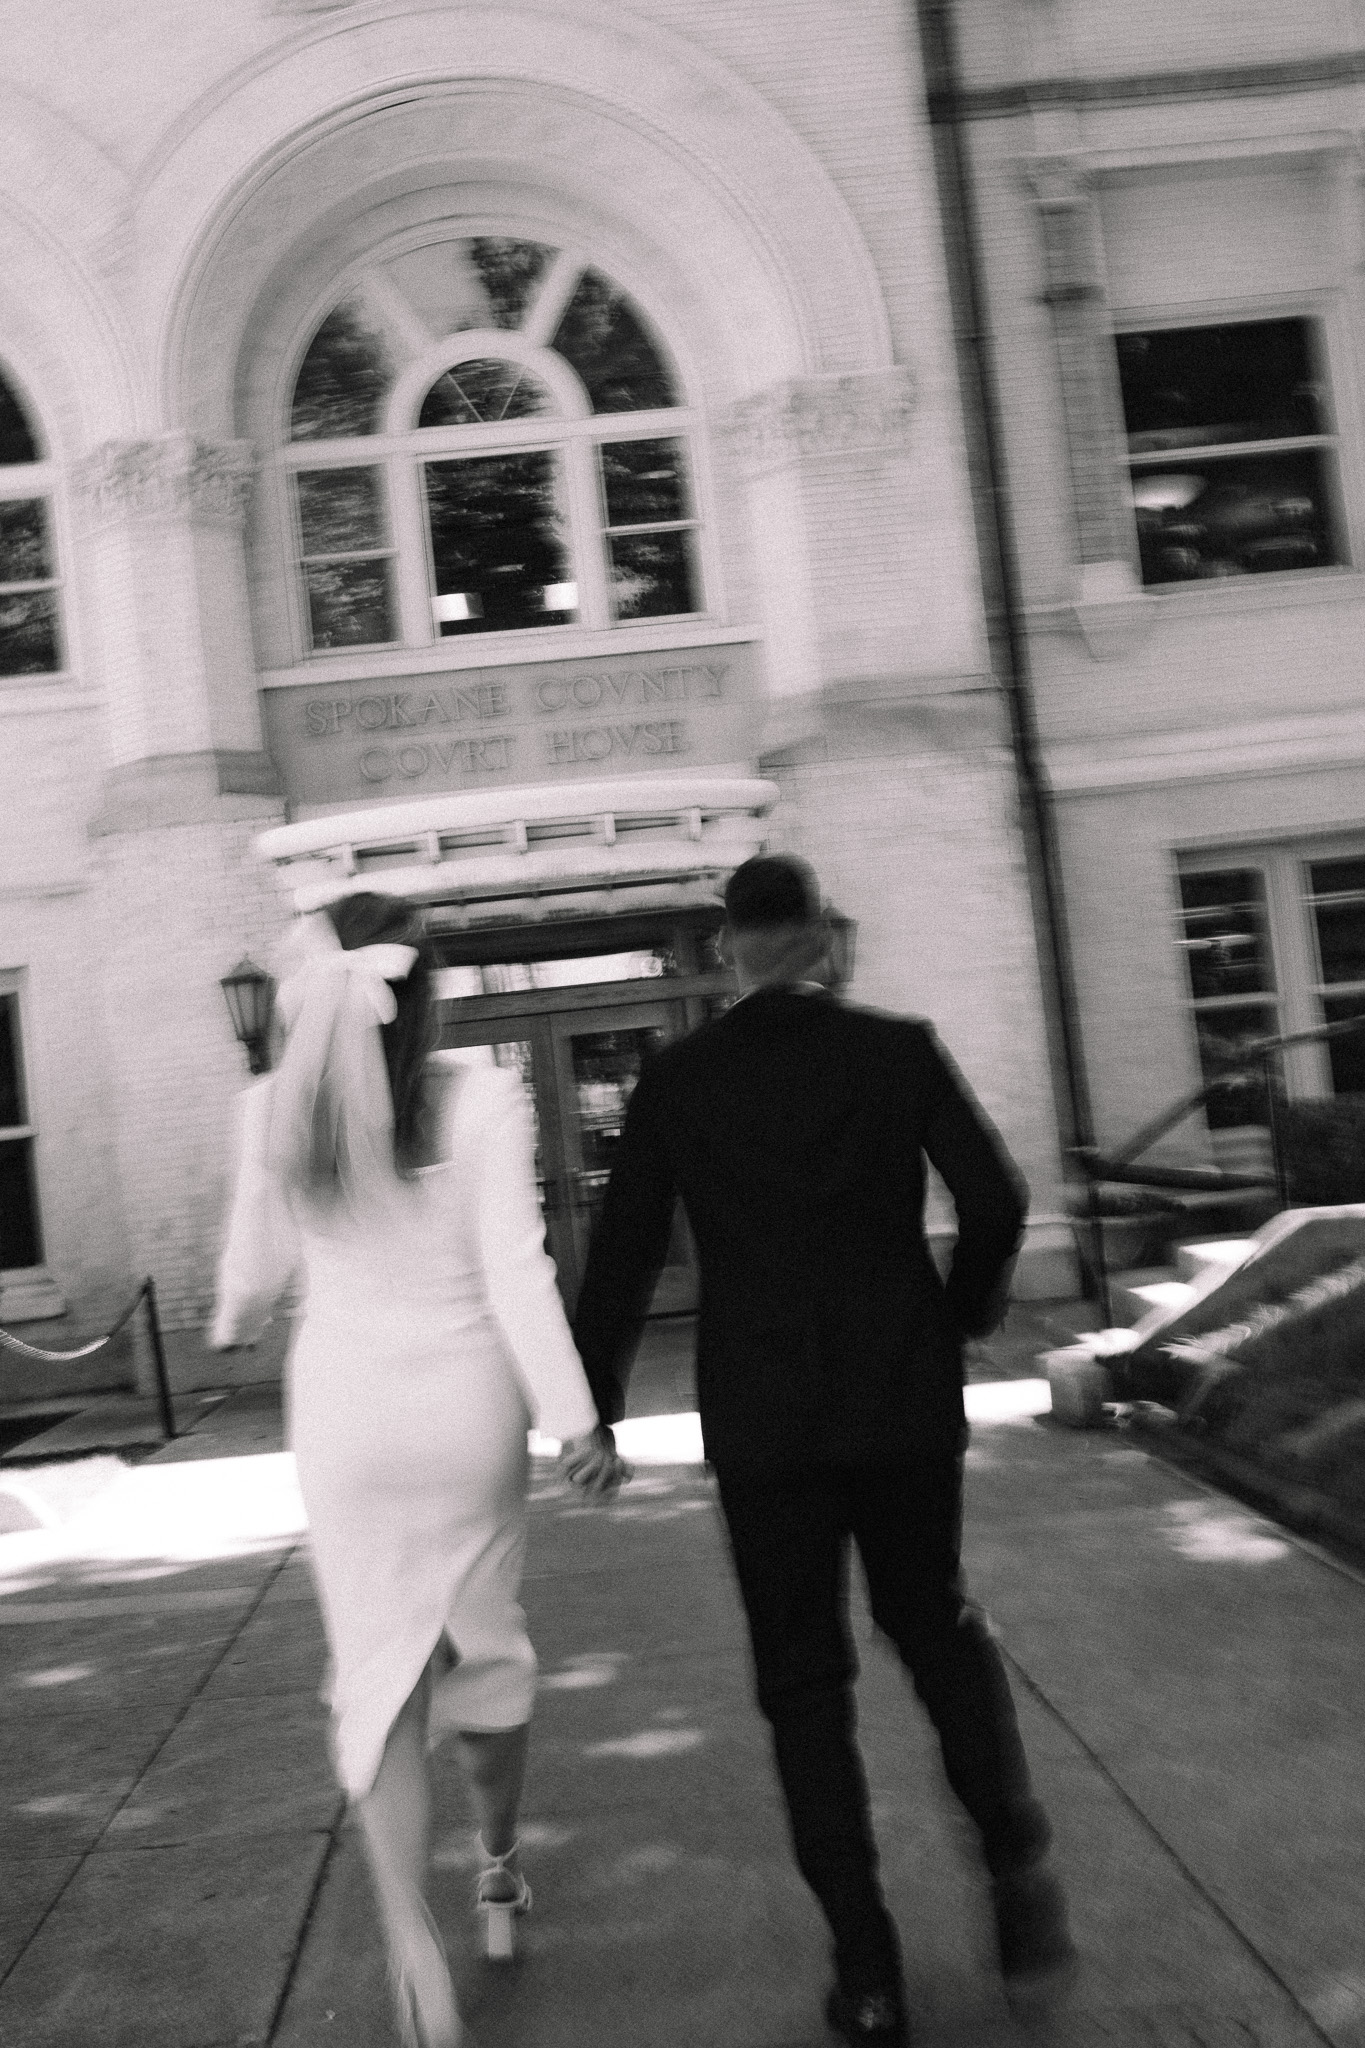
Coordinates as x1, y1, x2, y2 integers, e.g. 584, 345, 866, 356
570, 854, 1074, 2045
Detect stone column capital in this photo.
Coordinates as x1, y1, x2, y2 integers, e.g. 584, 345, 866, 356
724, 367, 916, 478
72, 434, 256, 533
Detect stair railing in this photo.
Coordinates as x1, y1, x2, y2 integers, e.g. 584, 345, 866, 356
1069, 1011, 1365, 1325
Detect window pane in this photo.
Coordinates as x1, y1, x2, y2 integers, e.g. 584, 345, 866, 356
0, 998, 24, 1127
425, 453, 574, 634
0, 373, 40, 464
1132, 449, 1338, 585
1310, 858, 1365, 896
296, 468, 386, 556
470, 239, 554, 330
0, 1137, 42, 1269
551, 271, 678, 414
385, 240, 553, 338
1178, 870, 1274, 999
600, 438, 689, 527
0, 499, 52, 582
304, 560, 396, 648
418, 361, 557, 429
1310, 890, 1365, 986
0, 591, 59, 674
1320, 996, 1365, 1094
290, 300, 392, 441
1192, 1005, 1278, 1130
608, 528, 700, 620
1117, 320, 1325, 449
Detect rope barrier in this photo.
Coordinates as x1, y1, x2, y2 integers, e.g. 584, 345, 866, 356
0, 1279, 149, 1362
0, 1277, 177, 1440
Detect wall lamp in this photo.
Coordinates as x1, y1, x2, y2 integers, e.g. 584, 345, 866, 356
219, 958, 275, 1076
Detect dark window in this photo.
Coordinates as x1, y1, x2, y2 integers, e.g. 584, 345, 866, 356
0, 994, 41, 1270
1177, 870, 1277, 1129
295, 467, 396, 649
282, 245, 698, 643
424, 453, 576, 634
0, 498, 60, 675
600, 437, 700, 620
385, 239, 553, 338
291, 302, 392, 441
1307, 860, 1365, 1093
551, 272, 678, 414
1118, 319, 1342, 586
0, 372, 40, 465
418, 361, 557, 430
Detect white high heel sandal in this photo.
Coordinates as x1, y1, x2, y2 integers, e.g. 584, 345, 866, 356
475, 1835, 532, 1961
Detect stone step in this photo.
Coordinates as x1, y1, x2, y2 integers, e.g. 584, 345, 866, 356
1108, 1268, 1196, 1325
1174, 1237, 1257, 1283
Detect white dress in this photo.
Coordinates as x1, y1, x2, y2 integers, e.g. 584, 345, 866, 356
212, 1053, 599, 1798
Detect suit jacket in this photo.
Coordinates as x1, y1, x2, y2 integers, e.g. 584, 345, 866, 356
571, 988, 1028, 1469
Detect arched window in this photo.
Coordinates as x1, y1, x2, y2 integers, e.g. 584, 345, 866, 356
281, 240, 704, 652
0, 370, 61, 676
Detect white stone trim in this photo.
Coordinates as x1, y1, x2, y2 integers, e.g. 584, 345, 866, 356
258, 623, 760, 687
1047, 706, 1365, 796
257, 772, 778, 908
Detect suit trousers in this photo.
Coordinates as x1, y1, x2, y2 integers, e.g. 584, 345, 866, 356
713, 1452, 1047, 1994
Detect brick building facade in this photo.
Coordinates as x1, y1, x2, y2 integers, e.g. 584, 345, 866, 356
10, 1, 1362, 1384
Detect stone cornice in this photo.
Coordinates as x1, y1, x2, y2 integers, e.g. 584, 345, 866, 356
72, 435, 256, 532
725, 368, 916, 477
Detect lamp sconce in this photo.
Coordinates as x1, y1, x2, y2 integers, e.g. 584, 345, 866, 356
219, 958, 275, 1076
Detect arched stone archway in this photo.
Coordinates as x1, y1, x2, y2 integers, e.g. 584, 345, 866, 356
151, 3, 894, 436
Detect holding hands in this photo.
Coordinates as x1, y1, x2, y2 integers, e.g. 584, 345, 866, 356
558, 1423, 632, 1499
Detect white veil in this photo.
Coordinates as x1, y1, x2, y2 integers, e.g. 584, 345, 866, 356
265, 912, 420, 1220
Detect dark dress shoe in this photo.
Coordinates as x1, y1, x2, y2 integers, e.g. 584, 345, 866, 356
993, 1864, 1078, 1989
825, 1984, 910, 2044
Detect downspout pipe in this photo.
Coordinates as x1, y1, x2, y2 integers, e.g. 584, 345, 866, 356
914, 0, 1107, 1308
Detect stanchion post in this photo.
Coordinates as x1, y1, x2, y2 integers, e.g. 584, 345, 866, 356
143, 1277, 177, 1441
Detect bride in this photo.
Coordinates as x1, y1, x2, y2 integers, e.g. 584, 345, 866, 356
211, 890, 627, 2047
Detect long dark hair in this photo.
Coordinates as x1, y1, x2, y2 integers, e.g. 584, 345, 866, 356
325, 892, 438, 1174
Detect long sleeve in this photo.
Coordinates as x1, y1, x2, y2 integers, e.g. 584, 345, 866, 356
571, 1063, 679, 1426
210, 1079, 301, 1348
476, 1068, 599, 1443
915, 1024, 1028, 1339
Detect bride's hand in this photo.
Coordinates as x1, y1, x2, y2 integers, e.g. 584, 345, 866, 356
558, 1424, 632, 1498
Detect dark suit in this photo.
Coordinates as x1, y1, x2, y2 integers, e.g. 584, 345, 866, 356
572, 988, 1048, 1995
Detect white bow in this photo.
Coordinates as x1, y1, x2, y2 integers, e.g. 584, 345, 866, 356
267, 915, 420, 1214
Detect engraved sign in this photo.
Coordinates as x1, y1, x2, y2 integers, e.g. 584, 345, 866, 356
261, 643, 760, 807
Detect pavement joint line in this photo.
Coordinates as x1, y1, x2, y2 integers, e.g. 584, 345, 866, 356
0, 1587, 268, 1621
996, 1644, 1338, 2048
0, 1540, 304, 1998
264, 1801, 349, 2046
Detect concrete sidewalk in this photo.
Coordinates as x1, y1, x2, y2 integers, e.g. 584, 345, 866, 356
0, 1313, 1361, 2048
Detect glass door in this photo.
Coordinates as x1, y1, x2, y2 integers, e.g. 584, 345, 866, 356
548, 1002, 698, 1315
433, 1020, 578, 1306
437, 992, 701, 1316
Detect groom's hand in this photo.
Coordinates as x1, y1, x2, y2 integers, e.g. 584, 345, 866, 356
559, 1424, 632, 1498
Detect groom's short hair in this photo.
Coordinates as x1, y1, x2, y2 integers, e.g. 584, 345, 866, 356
724, 854, 822, 930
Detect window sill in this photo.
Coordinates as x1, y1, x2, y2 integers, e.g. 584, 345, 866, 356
261, 619, 758, 688
0, 677, 99, 716
0, 1269, 68, 1324
1029, 566, 1365, 639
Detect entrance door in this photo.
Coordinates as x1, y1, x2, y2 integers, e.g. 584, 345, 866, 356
548, 1003, 698, 1314
438, 991, 700, 1316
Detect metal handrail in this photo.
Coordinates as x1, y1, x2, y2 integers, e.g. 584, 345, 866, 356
1070, 1011, 1365, 1325
1075, 1011, 1365, 1194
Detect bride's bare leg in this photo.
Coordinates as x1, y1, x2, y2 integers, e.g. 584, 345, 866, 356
457, 1724, 530, 1900
357, 1664, 460, 2046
